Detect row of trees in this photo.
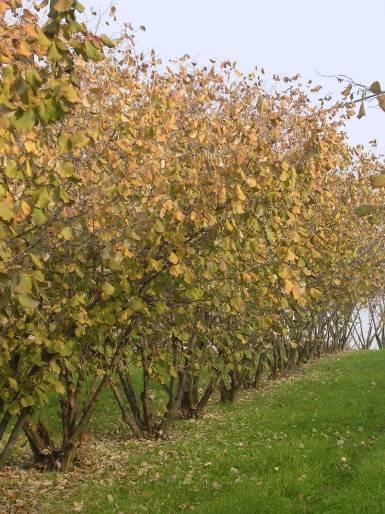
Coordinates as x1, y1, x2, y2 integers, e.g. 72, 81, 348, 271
0, 1, 384, 470
349, 297, 385, 350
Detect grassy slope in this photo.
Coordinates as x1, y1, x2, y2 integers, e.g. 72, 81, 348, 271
42, 351, 385, 514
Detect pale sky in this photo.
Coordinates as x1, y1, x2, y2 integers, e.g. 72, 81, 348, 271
82, 0, 385, 153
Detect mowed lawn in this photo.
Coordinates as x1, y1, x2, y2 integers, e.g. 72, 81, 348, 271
38, 351, 385, 514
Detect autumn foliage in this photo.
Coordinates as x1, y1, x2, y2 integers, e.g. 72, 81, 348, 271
1, 1, 385, 471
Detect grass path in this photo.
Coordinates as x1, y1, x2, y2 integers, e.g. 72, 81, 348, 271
19, 352, 385, 513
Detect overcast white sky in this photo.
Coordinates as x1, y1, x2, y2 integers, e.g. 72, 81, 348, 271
82, 0, 385, 153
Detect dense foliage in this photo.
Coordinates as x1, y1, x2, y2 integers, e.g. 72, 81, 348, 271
1, 1, 384, 471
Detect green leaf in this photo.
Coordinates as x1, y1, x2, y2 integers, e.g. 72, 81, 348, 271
29, 253, 44, 269
153, 220, 165, 233
33, 208, 48, 225
100, 34, 116, 48
8, 403, 21, 416
20, 396, 35, 408
48, 42, 62, 62
128, 297, 146, 313
84, 41, 103, 62
59, 187, 72, 203
18, 293, 39, 311
36, 27, 51, 48
155, 301, 168, 315
68, 20, 86, 34
16, 273, 32, 294
185, 287, 204, 301
355, 204, 374, 217
4, 161, 17, 178
8, 377, 18, 391
47, 340, 71, 356
11, 109, 36, 131
71, 131, 89, 148
230, 295, 245, 313
53, 380, 65, 394
26, 69, 42, 90
102, 282, 115, 297
57, 161, 74, 177
74, 0, 85, 13
58, 133, 72, 153
35, 188, 51, 209
38, 99, 63, 123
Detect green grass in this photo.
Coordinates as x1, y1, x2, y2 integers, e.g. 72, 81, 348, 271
39, 351, 385, 514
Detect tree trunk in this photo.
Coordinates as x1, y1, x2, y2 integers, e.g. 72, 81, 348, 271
0, 408, 31, 468
110, 381, 143, 438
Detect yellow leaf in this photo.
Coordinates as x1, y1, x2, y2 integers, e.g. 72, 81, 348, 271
341, 84, 352, 97
20, 201, 31, 217
284, 279, 294, 295
0, 201, 13, 221
60, 227, 73, 240
168, 252, 179, 264
378, 95, 385, 112
24, 140, 37, 153
369, 81, 382, 95
236, 184, 246, 201
370, 174, 385, 188
232, 201, 245, 214
53, 0, 73, 12
286, 249, 297, 262
102, 282, 115, 297
71, 131, 89, 148
170, 366, 178, 378
357, 102, 365, 119
175, 211, 185, 222
309, 287, 322, 299
8, 377, 18, 391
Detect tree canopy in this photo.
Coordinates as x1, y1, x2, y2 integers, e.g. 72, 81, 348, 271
1, 1, 385, 471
